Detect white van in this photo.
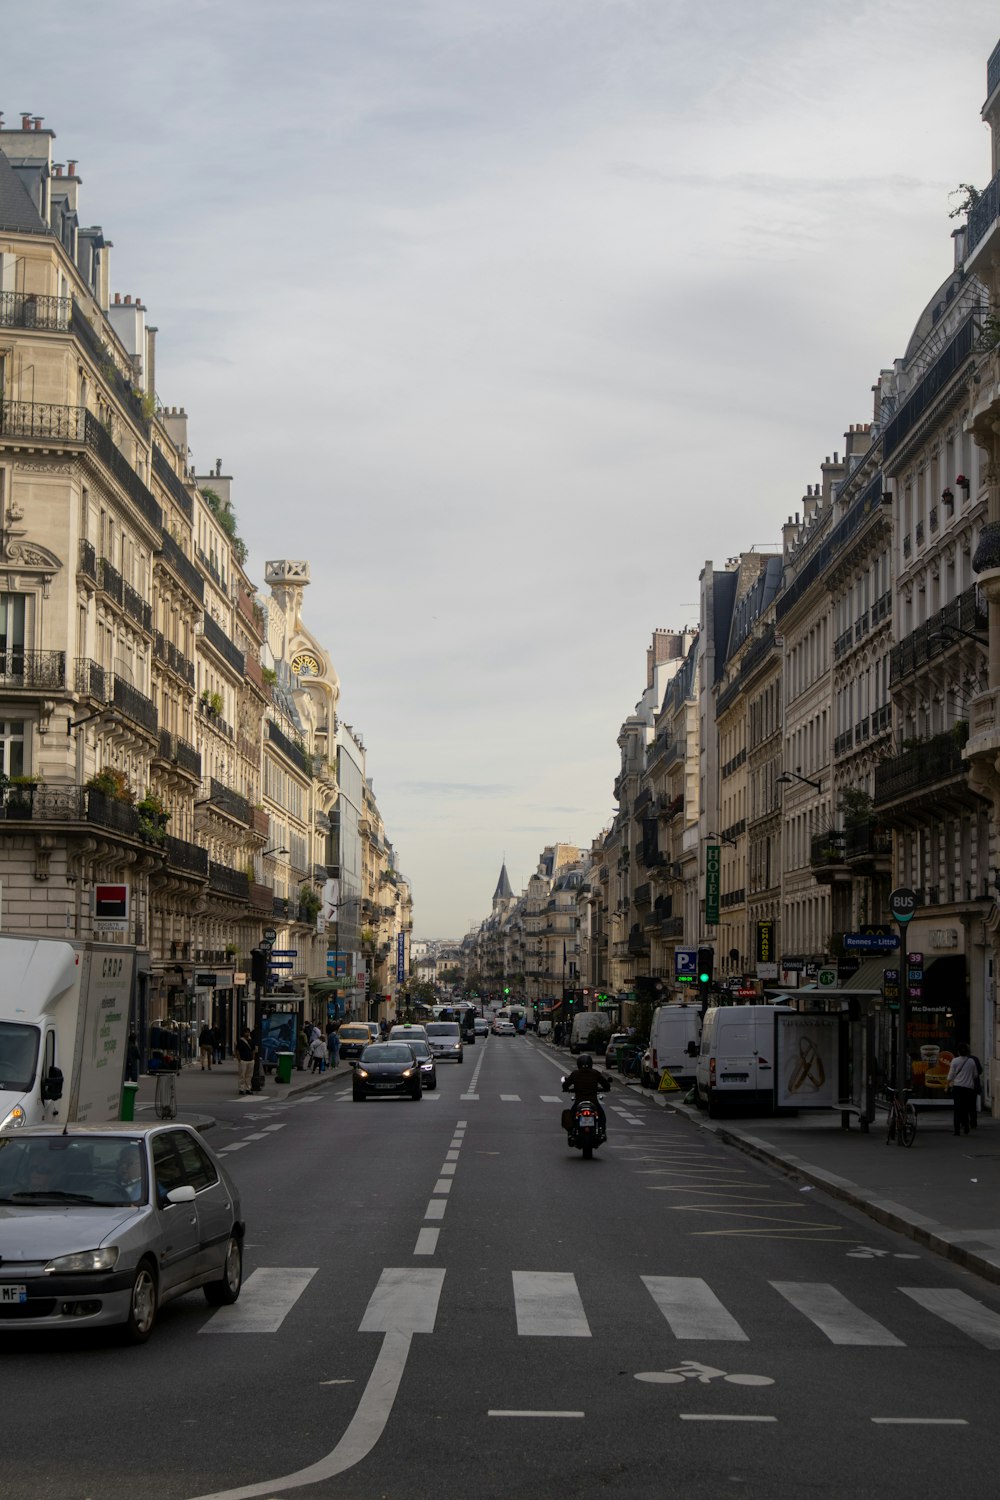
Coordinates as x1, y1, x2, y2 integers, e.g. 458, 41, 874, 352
695, 1003, 794, 1117
645, 1003, 702, 1089
569, 1011, 611, 1055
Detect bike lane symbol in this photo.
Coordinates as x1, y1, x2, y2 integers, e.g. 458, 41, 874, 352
635, 1360, 774, 1387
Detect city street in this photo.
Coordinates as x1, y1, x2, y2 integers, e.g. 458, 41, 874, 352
6, 1036, 1000, 1500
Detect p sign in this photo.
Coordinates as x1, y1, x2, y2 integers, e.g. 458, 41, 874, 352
889, 887, 918, 925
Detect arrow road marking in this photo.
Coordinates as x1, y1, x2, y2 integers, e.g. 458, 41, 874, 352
187, 1268, 445, 1500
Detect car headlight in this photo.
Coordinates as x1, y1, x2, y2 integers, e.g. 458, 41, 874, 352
0, 1104, 27, 1130
402, 1068, 414, 1078
44, 1247, 119, 1274
356, 1068, 369, 1079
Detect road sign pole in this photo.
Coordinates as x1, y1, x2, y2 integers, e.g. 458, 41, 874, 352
888, 888, 918, 1093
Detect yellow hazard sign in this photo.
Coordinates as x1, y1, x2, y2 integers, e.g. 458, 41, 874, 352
658, 1069, 680, 1093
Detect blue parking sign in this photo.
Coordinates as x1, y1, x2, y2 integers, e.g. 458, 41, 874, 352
675, 948, 697, 980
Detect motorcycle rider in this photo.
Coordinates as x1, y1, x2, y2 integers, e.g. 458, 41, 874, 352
561, 1053, 611, 1137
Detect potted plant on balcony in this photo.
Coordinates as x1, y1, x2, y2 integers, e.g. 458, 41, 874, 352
0, 773, 40, 818
136, 790, 170, 846
85, 767, 134, 804
298, 885, 322, 923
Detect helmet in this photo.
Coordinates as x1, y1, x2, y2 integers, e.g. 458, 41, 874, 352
577, 1054, 593, 1069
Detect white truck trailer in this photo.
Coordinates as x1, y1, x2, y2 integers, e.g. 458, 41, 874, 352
0, 936, 136, 1130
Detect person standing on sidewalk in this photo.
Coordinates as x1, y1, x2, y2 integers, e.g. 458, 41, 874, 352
947, 1044, 979, 1136
199, 1024, 214, 1071
309, 1031, 327, 1073
237, 1028, 256, 1096
327, 1024, 340, 1070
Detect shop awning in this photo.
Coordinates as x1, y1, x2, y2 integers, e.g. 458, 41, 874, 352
767, 955, 889, 1001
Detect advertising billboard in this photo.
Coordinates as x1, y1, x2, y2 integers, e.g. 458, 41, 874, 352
775, 1014, 839, 1109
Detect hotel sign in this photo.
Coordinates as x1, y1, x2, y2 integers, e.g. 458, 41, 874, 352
705, 845, 720, 926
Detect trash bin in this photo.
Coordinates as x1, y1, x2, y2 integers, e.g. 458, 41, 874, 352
276, 1050, 294, 1085
120, 1081, 139, 1121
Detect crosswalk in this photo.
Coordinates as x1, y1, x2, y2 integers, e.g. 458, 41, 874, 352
201, 1266, 1000, 1350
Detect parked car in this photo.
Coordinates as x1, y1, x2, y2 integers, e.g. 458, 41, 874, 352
424, 1022, 464, 1063
536, 1019, 552, 1037
338, 1023, 376, 1062
569, 1012, 612, 1055
406, 1039, 437, 1090
352, 1043, 422, 1102
645, 1003, 703, 1089
604, 1032, 632, 1070
0, 1122, 245, 1344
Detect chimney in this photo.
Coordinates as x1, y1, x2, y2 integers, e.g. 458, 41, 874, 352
68, 160, 77, 177
33, 117, 42, 131
124, 295, 131, 305
54, 163, 63, 177
114, 292, 121, 304
21, 114, 31, 130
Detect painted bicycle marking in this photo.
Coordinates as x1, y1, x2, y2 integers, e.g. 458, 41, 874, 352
635, 1360, 774, 1387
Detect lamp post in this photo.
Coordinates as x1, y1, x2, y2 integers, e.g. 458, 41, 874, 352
776, 769, 823, 791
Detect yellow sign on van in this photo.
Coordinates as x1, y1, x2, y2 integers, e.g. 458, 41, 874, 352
658, 1069, 680, 1093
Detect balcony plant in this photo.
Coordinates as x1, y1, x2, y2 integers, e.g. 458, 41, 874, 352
136, 790, 170, 846
86, 768, 133, 804
0, 773, 40, 818
299, 885, 322, 921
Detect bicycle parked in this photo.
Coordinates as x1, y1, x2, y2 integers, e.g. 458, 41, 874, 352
885, 1084, 917, 1147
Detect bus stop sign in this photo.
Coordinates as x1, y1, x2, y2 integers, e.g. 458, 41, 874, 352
889, 888, 918, 924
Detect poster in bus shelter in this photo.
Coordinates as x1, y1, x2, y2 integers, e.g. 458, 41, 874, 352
775, 1014, 839, 1109
905, 1005, 959, 1099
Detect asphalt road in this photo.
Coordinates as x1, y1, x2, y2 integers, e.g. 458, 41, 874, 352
5, 1034, 1000, 1499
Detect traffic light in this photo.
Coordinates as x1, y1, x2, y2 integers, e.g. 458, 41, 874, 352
250, 948, 268, 986
503, 986, 510, 996
697, 946, 714, 992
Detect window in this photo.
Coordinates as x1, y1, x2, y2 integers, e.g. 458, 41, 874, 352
0, 719, 25, 777
173, 1130, 219, 1191
0, 593, 25, 673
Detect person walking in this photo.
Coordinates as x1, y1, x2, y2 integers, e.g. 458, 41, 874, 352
947, 1044, 979, 1136
199, 1024, 214, 1071
211, 1024, 223, 1065
309, 1031, 327, 1074
327, 1024, 340, 1070
236, 1028, 256, 1096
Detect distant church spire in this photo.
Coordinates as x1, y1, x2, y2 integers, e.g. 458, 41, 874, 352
493, 862, 513, 902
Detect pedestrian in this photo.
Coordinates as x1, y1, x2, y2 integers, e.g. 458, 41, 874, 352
198, 1023, 214, 1071
971, 1050, 984, 1130
125, 1030, 140, 1083
212, 1024, 223, 1065
309, 1032, 327, 1073
236, 1028, 256, 1096
327, 1024, 340, 1070
947, 1044, 979, 1136
379, 1018, 389, 1040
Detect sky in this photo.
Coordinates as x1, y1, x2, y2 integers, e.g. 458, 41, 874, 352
8, 1, 1000, 937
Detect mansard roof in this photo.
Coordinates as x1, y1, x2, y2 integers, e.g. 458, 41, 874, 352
0, 150, 48, 234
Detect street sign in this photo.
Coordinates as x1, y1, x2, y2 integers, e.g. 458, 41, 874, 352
818, 968, 837, 987
844, 933, 899, 951
268, 949, 298, 957
267, 960, 294, 970
259, 938, 274, 952
675, 948, 697, 980
889, 888, 918, 924
705, 845, 720, 926
263, 926, 277, 941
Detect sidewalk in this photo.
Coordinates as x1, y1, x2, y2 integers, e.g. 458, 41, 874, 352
130, 1057, 345, 1132
625, 1076, 1000, 1286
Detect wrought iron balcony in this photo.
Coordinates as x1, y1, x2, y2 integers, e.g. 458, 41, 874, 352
157, 530, 204, 604
78, 538, 97, 583
810, 833, 849, 881
208, 861, 250, 901
207, 776, 251, 825
267, 718, 312, 777
660, 916, 684, 939
112, 677, 158, 734
843, 820, 892, 866
0, 398, 85, 442
151, 445, 194, 522
0, 290, 70, 330
874, 724, 972, 812
966, 165, 1000, 259
154, 730, 201, 780
0, 650, 65, 690
164, 835, 209, 877
123, 582, 153, 633
202, 614, 245, 676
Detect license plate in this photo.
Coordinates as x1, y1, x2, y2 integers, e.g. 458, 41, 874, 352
374, 1083, 396, 1090
1, 1285, 27, 1304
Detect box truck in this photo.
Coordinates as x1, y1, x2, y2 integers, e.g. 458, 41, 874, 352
0, 936, 136, 1130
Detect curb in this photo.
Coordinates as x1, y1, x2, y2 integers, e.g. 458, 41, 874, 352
603, 1068, 1000, 1289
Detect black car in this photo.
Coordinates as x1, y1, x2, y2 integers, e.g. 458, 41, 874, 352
352, 1043, 422, 1102
406, 1039, 438, 1090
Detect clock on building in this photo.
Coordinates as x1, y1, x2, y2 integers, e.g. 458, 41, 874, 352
290, 651, 320, 677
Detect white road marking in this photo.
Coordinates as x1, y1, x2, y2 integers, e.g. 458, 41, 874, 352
540, 1095, 563, 1103
359, 1267, 446, 1334
871, 1418, 968, 1426
244, 1132, 269, 1141
217, 1141, 251, 1153
900, 1287, 1000, 1349
680, 1414, 777, 1423
513, 1271, 591, 1337
414, 1228, 439, 1256
460, 1094, 480, 1101
425, 1199, 447, 1220
642, 1276, 749, 1342
262, 1124, 285, 1132
201, 1268, 317, 1334
500, 1094, 521, 1102
445, 1150, 460, 1161
433, 1179, 452, 1194
439, 1162, 457, 1176
770, 1282, 903, 1345
189, 1269, 445, 1500
457, 1119, 467, 1127
488, 1410, 584, 1419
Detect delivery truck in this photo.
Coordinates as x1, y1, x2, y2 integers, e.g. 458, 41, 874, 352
0, 936, 136, 1130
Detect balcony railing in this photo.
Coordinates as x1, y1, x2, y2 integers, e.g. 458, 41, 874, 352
164, 836, 209, 877
157, 530, 204, 604
208, 861, 250, 901
82, 412, 161, 533
112, 677, 158, 734
78, 538, 97, 583
249, 881, 274, 910
810, 833, 847, 870
843, 820, 892, 862
97, 557, 123, 606
874, 724, 970, 807
155, 730, 201, 780
208, 776, 251, 825
202, 613, 245, 676
967, 166, 1000, 257
0, 398, 85, 442
0, 290, 70, 330
0, 649, 65, 690
251, 806, 269, 838
889, 585, 988, 685
267, 718, 312, 777
123, 582, 153, 633
75, 657, 107, 700
151, 444, 194, 522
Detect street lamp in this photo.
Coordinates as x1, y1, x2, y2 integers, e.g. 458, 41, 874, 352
706, 831, 738, 848
261, 846, 289, 858
928, 626, 988, 647
776, 769, 822, 791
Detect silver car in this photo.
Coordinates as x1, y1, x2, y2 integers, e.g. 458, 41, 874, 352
424, 1022, 464, 1062
0, 1122, 244, 1344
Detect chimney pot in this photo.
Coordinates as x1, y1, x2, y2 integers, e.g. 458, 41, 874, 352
21, 114, 31, 130
68, 160, 77, 175
54, 163, 63, 176
33, 117, 42, 130
114, 292, 121, 304
124, 295, 131, 305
